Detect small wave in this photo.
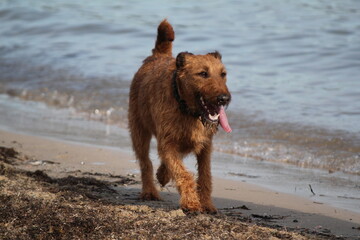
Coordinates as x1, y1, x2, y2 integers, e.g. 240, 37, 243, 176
326, 29, 353, 36
0, 59, 129, 128
0, 7, 50, 21
215, 119, 360, 175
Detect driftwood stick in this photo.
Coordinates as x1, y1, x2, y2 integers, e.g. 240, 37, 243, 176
309, 184, 316, 195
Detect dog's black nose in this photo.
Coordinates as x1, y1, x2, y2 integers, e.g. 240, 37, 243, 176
217, 94, 230, 105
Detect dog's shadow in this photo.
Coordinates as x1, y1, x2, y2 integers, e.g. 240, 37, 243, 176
1, 146, 190, 212
26, 168, 251, 216
26, 168, 184, 210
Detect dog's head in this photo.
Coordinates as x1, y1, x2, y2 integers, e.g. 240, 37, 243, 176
175, 51, 232, 132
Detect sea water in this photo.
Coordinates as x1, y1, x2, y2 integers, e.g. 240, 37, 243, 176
0, 0, 359, 212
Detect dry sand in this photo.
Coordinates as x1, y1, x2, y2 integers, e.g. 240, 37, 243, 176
1, 129, 359, 239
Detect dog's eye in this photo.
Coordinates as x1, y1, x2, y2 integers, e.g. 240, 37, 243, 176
221, 72, 227, 78
198, 71, 209, 78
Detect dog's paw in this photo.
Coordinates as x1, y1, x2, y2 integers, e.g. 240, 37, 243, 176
156, 164, 171, 187
182, 208, 202, 216
180, 200, 203, 213
202, 204, 218, 215
156, 173, 170, 187
140, 192, 161, 201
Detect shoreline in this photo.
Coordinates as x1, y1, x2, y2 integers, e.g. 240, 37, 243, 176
1, 129, 359, 239
1, 94, 359, 214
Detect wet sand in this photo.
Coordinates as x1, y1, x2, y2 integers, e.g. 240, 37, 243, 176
1, 129, 359, 239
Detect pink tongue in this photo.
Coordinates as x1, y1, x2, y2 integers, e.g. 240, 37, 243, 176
219, 106, 232, 133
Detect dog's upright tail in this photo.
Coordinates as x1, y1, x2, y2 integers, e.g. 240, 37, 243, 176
152, 19, 174, 56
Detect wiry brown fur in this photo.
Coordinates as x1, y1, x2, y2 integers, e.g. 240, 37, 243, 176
128, 19, 231, 213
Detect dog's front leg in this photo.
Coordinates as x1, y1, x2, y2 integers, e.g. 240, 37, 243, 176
158, 143, 202, 212
196, 143, 217, 213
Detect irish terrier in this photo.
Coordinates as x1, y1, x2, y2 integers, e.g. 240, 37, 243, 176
128, 19, 231, 213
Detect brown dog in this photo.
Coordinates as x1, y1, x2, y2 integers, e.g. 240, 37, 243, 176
128, 20, 231, 213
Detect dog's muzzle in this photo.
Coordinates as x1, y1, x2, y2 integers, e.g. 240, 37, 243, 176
199, 94, 232, 133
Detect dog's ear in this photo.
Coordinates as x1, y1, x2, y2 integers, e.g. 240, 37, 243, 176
209, 51, 222, 60
176, 52, 193, 69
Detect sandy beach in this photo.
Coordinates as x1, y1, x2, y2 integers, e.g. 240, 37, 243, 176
1, 129, 359, 239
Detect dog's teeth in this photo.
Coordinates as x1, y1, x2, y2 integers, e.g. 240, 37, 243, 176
208, 113, 219, 121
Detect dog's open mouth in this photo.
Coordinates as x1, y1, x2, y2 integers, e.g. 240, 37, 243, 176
199, 97, 232, 133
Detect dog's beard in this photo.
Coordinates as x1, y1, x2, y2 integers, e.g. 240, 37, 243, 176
201, 118, 219, 134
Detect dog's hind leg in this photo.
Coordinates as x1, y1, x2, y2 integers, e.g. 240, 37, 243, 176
129, 125, 160, 201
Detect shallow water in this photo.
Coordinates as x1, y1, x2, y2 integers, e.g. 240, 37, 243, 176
0, 0, 360, 208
